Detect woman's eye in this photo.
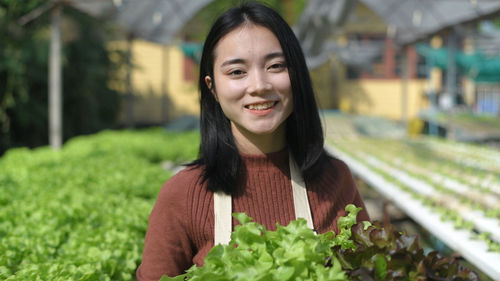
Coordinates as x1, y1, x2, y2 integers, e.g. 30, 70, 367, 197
229, 70, 244, 76
269, 63, 286, 71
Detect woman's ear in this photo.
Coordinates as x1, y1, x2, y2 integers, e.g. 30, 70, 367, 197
204, 75, 218, 101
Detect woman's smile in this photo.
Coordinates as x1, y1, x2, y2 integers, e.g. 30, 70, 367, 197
245, 101, 278, 116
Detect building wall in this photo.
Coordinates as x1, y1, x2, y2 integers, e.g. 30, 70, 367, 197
110, 39, 199, 126
320, 1, 429, 121
339, 79, 427, 120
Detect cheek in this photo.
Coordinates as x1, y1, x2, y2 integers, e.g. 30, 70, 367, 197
225, 80, 247, 95
276, 75, 293, 113
274, 74, 292, 95
214, 77, 246, 100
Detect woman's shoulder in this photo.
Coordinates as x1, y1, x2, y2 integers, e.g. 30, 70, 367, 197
157, 164, 206, 202
167, 164, 204, 184
323, 153, 352, 177
307, 153, 357, 191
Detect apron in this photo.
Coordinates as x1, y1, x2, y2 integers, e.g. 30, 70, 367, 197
213, 152, 314, 245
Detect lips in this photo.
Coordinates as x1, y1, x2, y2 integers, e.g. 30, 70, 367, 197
245, 101, 277, 110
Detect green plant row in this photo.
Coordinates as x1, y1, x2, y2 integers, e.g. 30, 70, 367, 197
333, 137, 500, 204
421, 137, 500, 172
0, 128, 199, 280
370, 138, 497, 190
344, 141, 500, 221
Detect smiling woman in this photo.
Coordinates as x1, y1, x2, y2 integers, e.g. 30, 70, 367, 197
136, 2, 370, 281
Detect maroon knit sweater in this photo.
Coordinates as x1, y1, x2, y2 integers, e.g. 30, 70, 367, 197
136, 149, 369, 281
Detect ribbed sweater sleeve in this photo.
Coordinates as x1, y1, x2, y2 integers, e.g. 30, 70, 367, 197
136, 149, 370, 281
136, 168, 200, 281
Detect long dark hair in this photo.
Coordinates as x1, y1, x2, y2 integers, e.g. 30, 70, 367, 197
190, 1, 327, 194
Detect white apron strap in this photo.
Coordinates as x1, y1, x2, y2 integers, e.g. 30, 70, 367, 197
213, 190, 232, 245
213, 151, 314, 245
289, 152, 314, 230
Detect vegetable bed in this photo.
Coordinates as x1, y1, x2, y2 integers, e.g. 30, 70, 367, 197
323, 114, 500, 279
328, 138, 500, 249
0, 128, 199, 280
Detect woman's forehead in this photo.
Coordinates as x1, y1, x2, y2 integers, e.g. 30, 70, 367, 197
213, 24, 283, 63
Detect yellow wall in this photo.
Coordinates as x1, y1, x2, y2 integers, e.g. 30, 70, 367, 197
339, 79, 427, 121
110, 39, 199, 125
133, 40, 199, 121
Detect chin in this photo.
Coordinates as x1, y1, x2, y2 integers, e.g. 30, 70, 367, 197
249, 126, 280, 135
233, 119, 286, 137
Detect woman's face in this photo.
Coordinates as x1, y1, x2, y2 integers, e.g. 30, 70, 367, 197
206, 24, 293, 152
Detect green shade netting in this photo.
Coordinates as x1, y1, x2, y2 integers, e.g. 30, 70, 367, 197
180, 42, 203, 64
416, 44, 500, 82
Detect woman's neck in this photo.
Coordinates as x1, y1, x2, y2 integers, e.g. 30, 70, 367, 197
231, 122, 286, 155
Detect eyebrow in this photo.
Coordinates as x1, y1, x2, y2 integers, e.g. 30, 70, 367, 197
219, 52, 285, 68
220, 58, 245, 68
265, 52, 285, 61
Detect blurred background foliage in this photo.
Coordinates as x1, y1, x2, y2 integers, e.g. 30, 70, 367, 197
0, 0, 125, 155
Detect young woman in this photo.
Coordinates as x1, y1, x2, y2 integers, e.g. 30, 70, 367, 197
137, 2, 369, 280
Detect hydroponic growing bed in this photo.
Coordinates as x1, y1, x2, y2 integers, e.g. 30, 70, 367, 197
323, 114, 500, 280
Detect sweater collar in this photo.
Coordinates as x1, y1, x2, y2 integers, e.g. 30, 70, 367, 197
239, 147, 289, 172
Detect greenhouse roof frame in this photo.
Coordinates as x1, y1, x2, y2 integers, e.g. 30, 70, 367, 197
361, 0, 500, 45
69, 0, 213, 44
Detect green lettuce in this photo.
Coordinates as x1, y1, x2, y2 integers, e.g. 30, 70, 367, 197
161, 204, 363, 281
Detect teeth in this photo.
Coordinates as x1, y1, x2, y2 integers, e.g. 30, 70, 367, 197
247, 102, 274, 110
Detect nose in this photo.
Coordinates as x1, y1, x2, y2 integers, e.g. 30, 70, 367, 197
247, 69, 272, 95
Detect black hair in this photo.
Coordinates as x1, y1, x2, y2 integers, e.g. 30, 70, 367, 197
190, 1, 327, 194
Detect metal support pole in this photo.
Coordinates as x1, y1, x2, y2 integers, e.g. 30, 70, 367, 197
446, 29, 457, 108
427, 54, 438, 136
125, 35, 134, 128
49, 5, 62, 149
329, 54, 339, 109
401, 46, 409, 129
